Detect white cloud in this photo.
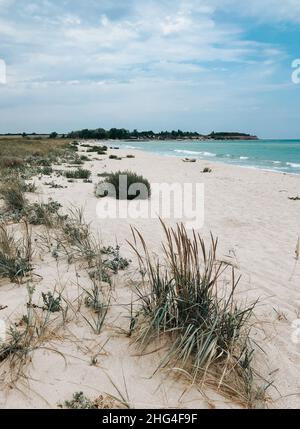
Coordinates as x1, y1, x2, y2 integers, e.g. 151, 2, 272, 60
0, 0, 285, 86
161, 13, 191, 35
212, 0, 300, 23
0, 0, 297, 136
60, 15, 81, 26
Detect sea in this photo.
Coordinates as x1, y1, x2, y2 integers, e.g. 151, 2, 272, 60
115, 139, 300, 175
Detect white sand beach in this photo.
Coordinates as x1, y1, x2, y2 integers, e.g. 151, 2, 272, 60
1, 143, 300, 409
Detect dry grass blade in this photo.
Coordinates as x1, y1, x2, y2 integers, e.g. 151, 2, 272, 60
0, 180, 27, 212
104, 371, 132, 409
0, 221, 32, 281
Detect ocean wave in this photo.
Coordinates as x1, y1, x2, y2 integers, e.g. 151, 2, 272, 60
218, 153, 231, 158
286, 162, 300, 168
202, 151, 217, 157
174, 149, 216, 157
239, 156, 249, 160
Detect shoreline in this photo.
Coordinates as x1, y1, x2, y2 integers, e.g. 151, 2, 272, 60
109, 141, 300, 176
117, 144, 300, 178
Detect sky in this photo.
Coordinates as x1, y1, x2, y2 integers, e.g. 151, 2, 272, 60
0, 0, 300, 138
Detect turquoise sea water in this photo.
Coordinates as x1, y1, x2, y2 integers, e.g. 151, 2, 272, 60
116, 140, 300, 175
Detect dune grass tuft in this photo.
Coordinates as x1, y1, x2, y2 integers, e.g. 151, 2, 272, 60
128, 221, 262, 405
0, 181, 27, 212
82, 273, 111, 335
0, 222, 32, 281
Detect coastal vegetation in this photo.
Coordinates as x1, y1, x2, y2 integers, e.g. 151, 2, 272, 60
0, 130, 258, 144
67, 128, 257, 141
109, 154, 122, 160
0, 221, 32, 281
60, 390, 129, 410
96, 171, 151, 200
129, 221, 262, 405
0, 137, 72, 169
0, 180, 27, 212
64, 168, 91, 180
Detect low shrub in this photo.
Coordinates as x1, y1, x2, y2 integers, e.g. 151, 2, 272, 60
64, 169, 91, 180
42, 292, 62, 313
36, 158, 52, 167
60, 392, 97, 409
68, 156, 84, 165
40, 166, 53, 176
101, 246, 131, 273
59, 392, 123, 410
96, 146, 108, 155
96, 171, 151, 200
25, 200, 62, 227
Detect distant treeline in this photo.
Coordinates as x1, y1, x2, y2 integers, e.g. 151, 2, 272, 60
67, 128, 201, 140
0, 129, 257, 141
66, 128, 257, 140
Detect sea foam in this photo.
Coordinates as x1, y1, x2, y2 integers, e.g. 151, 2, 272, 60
287, 162, 300, 168
174, 150, 216, 157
